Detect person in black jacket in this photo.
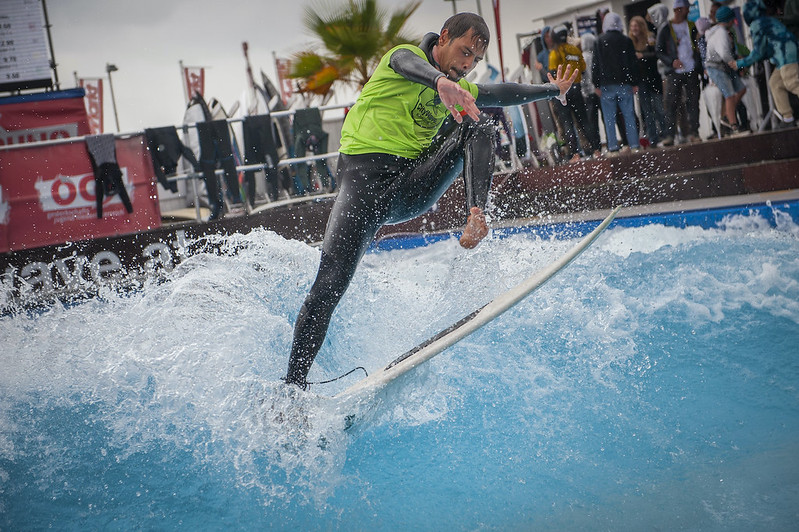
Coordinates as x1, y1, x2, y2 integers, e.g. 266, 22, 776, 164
656, 0, 703, 145
630, 15, 666, 147
592, 12, 641, 154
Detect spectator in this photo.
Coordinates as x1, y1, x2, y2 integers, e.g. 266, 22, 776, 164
706, 6, 749, 134
784, 0, 799, 40
592, 12, 641, 154
707, 2, 754, 130
580, 32, 603, 155
549, 24, 601, 158
596, 8, 610, 35
695, 16, 724, 137
735, 0, 799, 127
630, 15, 667, 147
535, 26, 567, 156
656, 0, 704, 145
709, 0, 723, 23
534, 26, 553, 82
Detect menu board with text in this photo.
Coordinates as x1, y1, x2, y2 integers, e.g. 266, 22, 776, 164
0, 0, 52, 92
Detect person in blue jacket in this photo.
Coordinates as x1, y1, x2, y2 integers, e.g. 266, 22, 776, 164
732, 0, 799, 126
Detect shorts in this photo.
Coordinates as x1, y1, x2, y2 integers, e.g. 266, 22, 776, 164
706, 66, 746, 98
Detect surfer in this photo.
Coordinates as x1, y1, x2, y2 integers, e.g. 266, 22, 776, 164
284, 12, 578, 389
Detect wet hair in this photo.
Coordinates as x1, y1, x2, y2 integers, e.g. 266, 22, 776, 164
441, 12, 490, 51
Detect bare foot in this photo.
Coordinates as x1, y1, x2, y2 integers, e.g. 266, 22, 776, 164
459, 207, 488, 249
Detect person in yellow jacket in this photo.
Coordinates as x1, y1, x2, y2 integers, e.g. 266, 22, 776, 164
548, 24, 601, 158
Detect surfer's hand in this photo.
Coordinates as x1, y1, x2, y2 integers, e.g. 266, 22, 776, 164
437, 77, 480, 123
547, 64, 578, 104
459, 207, 488, 249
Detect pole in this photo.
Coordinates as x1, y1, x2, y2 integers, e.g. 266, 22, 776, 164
106, 63, 120, 132
443, 0, 458, 16
491, 0, 505, 81
179, 59, 188, 105
41, 0, 60, 90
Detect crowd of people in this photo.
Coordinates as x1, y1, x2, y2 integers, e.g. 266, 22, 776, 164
533, 0, 799, 161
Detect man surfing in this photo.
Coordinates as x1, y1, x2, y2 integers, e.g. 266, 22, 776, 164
285, 12, 577, 389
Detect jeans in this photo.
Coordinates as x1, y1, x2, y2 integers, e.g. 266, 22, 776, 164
599, 84, 640, 151
637, 85, 666, 146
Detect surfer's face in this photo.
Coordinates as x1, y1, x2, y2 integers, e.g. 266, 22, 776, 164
436, 28, 485, 81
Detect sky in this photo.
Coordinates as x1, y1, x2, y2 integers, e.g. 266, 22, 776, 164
46, 0, 581, 133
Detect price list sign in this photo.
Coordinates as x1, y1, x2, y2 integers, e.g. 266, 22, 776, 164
0, 0, 52, 92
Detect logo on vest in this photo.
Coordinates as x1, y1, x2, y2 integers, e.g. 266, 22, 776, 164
411, 87, 443, 129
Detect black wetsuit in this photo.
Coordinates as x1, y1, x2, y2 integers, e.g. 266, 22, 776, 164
285, 33, 560, 388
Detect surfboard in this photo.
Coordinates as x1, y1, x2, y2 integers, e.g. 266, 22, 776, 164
334, 206, 621, 403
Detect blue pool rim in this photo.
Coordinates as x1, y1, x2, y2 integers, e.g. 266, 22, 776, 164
371, 199, 799, 252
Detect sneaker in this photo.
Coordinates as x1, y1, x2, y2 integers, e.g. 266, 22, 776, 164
730, 124, 749, 136
774, 108, 789, 122
659, 136, 674, 147
226, 204, 246, 217
720, 118, 733, 130
775, 116, 797, 129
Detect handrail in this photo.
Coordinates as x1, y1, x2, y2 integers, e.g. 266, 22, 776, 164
164, 151, 341, 183
0, 102, 353, 152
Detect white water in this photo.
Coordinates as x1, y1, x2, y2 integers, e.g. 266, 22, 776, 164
2, 211, 799, 529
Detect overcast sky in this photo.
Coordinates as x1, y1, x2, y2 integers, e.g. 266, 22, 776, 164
47, 0, 580, 132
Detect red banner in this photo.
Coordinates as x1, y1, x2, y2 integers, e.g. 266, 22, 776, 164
0, 135, 161, 253
79, 78, 104, 135
274, 57, 293, 105
0, 89, 91, 147
183, 66, 205, 102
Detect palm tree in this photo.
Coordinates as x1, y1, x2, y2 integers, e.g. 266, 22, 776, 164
289, 0, 421, 97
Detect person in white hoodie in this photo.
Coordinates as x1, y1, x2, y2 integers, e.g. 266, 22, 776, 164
705, 6, 748, 134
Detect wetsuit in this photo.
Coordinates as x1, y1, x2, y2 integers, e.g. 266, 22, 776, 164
285, 32, 561, 388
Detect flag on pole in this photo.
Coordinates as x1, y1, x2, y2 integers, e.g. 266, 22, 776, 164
274, 57, 293, 105
182, 66, 205, 103
79, 78, 104, 134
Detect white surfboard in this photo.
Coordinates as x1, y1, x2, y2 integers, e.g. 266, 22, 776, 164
334, 206, 622, 402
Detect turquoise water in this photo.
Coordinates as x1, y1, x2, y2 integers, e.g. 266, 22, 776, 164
2, 205, 798, 530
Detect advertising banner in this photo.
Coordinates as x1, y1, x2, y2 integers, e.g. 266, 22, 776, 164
183, 66, 205, 103
274, 57, 293, 105
79, 78, 104, 135
0, 135, 161, 253
0, 88, 91, 146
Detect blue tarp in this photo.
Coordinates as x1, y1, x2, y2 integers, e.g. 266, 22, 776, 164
0, 88, 86, 106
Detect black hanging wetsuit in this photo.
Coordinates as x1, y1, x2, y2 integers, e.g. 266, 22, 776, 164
285, 33, 560, 387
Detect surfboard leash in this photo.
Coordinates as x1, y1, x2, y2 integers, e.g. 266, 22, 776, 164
307, 366, 369, 387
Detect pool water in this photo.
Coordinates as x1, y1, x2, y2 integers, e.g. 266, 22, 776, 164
2, 205, 798, 530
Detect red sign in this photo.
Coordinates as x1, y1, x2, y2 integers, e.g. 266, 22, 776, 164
0, 89, 91, 147
275, 57, 293, 105
183, 66, 205, 102
79, 78, 104, 135
0, 135, 162, 253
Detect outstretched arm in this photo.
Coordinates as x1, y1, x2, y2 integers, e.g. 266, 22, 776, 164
475, 64, 577, 107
